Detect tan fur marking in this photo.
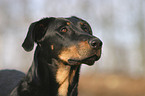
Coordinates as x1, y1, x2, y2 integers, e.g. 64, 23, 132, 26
59, 41, 92, 63
67, 22, 71, 25
78, 41, 90, 49
58, 45, 81, 62
51, 45, 54, 50
56, 64, 78, 96
56, 64, 70, 96
77, 41, 91, 56
80, 22, 83, 25
69, 67, 78, 84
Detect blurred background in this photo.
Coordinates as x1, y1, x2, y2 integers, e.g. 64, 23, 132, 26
0, 0, 145, 96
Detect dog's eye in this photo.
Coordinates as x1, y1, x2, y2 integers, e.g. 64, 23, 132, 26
80, 23, 89, 32
60, 27, 68, 32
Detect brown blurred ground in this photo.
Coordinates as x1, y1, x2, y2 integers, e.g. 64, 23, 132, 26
78, 73, 145, 96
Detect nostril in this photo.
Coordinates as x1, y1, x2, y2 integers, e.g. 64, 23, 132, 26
89, 38, 103, 48
91, 40, 97, 47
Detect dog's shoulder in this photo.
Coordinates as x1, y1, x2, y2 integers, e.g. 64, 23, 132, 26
0, 70, 25, 96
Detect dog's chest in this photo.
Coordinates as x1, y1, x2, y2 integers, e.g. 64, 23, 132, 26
56, 65, 76, 96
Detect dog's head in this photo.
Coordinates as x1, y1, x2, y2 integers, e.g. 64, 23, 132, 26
22, 16, 102, 66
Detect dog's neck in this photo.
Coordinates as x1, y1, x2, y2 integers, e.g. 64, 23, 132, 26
55, 62, 80, 96
26, 46, 80, 96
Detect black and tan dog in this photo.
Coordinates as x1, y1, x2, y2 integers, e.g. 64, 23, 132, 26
10, 16, 102, 96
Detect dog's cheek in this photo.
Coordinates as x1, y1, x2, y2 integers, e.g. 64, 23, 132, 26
77, 41, 92, 57
58, 46, 81, 62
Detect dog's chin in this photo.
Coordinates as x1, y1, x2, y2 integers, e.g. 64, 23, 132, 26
68, 55, 101, 66
82, 55, 100, 65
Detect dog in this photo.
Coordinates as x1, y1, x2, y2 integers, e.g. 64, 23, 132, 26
0, 70, 25, 96
9, 16, 102, 96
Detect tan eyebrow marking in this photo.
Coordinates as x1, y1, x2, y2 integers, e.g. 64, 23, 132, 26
80, 22, 83, 25
67, 22, 71, 25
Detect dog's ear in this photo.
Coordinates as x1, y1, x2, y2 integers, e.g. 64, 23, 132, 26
22, 17, 55, 52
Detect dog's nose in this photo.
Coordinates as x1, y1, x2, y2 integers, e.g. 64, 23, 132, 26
89, 38, 103, 49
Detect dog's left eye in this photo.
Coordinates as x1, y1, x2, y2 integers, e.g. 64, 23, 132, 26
81, 23, 89, 32
60, 27, 68, 32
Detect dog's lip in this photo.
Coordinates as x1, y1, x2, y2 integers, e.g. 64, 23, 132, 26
68, 55, 96, 62
68, 54, 100, 66
68, 49, 102, 65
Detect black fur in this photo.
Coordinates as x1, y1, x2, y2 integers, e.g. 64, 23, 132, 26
0, 70, 25, 96
4, 16, 102, 96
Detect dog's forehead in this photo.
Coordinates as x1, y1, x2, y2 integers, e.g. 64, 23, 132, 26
53, 18, 71, 25
47, 17, 90, 28
44, 18, 70, 37
51, 17, 86, 26
66, 17, 89, 25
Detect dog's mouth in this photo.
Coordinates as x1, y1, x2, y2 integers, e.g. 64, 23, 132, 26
68, 49, 101, 66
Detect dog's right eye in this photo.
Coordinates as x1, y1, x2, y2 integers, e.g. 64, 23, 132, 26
80, 23, 89, 32
60, 27, 68, 33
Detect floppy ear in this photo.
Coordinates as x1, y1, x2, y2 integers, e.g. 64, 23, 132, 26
22, 17, 55, 52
